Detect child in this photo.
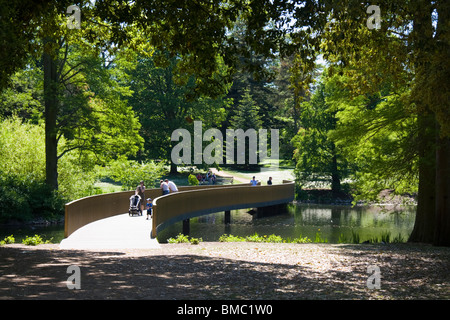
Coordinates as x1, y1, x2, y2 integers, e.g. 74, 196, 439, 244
146, 198, 153, 220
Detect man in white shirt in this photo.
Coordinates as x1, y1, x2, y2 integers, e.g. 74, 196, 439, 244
165, 179, 179, 192
160, 179, 170, 195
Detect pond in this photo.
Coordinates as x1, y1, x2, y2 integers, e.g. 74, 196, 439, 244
0, 223, 66, 244
0, 204, 416, 245
156, 203, 416, 244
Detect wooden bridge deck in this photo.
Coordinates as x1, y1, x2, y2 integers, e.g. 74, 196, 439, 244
61, 180, 294, 249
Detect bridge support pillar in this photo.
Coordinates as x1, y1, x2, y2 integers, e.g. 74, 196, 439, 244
183, 219, 190, 235
224, 210, 231, 224
256, 203, 288, 218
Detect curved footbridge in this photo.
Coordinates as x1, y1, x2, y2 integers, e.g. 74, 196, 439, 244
60, 180, 294, 249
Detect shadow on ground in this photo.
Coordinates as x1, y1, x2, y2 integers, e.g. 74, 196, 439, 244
0, 243, 449, 300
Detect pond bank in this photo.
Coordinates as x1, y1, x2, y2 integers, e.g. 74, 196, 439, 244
296, 188, 417, 206
0, 242, 448, 299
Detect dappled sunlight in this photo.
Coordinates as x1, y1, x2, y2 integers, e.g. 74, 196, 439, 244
1, 243, 449, 299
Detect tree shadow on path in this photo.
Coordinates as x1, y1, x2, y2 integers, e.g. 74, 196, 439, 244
0, 243, 449, 300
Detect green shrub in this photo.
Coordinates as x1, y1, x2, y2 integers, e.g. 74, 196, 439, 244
167, 233, 203, 245
314, 230, 328, 243
0, 235, 15, 245
338, 233, 348, 244
219, 234, 246, 242
0, 117, 96, 222
167, 233, 190, 244
188, 174, 199, 186
266, 234, 283, 243
291, 236, 312, 243
22, 234, 52, 246
189, 237, 202, 245
0, 174, 65, 223
351, 230, 360, 244
219, 233, 312, 244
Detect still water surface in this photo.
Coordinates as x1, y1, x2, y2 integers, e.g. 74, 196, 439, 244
157, 204, 416, 243
0, 204, 416, 244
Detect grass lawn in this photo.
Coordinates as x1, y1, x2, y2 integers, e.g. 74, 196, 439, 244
221, 159, 295, 185
93, 161, 295, 194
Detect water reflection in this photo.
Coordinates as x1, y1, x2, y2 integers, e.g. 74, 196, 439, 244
0, 224, 65, 243
0, 204, 416, 245
157, 203, 416, 243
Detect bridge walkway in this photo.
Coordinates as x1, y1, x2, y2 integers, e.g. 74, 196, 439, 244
60, 212, 160, 249
60, 180, 295, 250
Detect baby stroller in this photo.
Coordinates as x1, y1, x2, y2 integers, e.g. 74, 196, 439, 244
129, 194, 142, 216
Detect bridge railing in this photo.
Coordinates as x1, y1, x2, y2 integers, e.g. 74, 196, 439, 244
151, 180, 295, 237
64, 180, 295, 239
64, 183, 244, 238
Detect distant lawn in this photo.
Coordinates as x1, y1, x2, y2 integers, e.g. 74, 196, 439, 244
222, 165, 295, 185
93, 181, 123, 193
93, 162, 295, 193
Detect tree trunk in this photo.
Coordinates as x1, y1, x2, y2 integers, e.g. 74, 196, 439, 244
408, 3, 436, 244
433, 134, 450, 246
330, 143, 341, 193
170, 161, 178, 174
432, 0, 450, 247
43, 46, 59, 190
408, 112, 436, 243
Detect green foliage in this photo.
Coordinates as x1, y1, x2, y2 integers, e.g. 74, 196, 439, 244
289, 236, 312, 244
228, 89, 263, 169
189, 237, 203, 245
292, 72, 351, 193
127, 52, 229, 164
329, 86, 418, 203
0, 235, 15, 245
338, 233, 348, 244
0, 117, 46, 182
351, 231, 360, 244
219, 234, 246, 242
314, 230, 328, 243
167, 233, 190, 244
338, 231, 406, 244
0, 61, 43, 121
167, 233, 202, 245
0, 173, 65, 221
188, 174, 199, 186
0, 117, 103, 222
219, 233, 312, 244
22, 234, 52, 246
230, 88, 262, 131
107, 158, 166, 190
0, 173, 66, 222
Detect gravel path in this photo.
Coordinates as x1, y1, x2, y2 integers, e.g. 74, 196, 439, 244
0, 242, 449, 300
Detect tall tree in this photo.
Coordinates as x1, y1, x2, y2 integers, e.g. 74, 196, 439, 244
283, 0, 449, 246
3, 2, 144, 190
228, 88, 262, 169
292, 71, 350, 193
128, 51, 230, 173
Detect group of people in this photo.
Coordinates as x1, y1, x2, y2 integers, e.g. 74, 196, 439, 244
160, 178, 178, 195
133, 175, 273, 220
250, 176, 273, 186
196, 170, 216, 184
132, 179, 179, 220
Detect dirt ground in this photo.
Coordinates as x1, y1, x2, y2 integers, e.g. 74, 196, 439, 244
0, 242, 449, 300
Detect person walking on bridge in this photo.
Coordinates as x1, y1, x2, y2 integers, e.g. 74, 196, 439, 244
136, 181, 145, 213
